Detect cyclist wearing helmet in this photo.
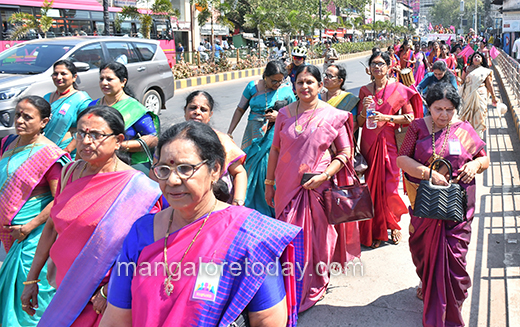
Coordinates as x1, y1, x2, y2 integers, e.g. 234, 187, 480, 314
287, 46, 308, 92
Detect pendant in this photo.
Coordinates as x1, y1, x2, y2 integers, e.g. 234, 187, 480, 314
377, 99, 383, 105
164, 276, 175, 296
295, 125, 303, 134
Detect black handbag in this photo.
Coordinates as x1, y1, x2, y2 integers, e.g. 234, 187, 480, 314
413, 159, 467, 223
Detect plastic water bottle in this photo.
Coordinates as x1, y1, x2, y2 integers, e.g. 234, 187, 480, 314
366, 96, 377, 130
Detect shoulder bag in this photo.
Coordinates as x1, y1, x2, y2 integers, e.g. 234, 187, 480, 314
413, 158, 467, 223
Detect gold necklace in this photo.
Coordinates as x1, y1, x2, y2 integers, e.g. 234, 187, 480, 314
79, 158, 119, 178
163, 198, 218, 296
102, 91, 124, 106
431, 119, 451, 162
373, 79, 388, 106
6, 136, 39, 176
294, 101, 319, 134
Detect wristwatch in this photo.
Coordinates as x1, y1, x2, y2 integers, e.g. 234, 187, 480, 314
233, 199, 245, 206
390, 117, 394, 122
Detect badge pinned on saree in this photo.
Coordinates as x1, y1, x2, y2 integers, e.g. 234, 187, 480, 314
192, 262, 222, 302
448, 139, 462, 155
59, 103, 70, 115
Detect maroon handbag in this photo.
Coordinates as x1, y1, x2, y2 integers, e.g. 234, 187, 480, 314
324, 160, 374, 225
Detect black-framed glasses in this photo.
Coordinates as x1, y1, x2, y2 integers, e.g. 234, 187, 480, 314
370, 62, 386, 68
74, 130, 115, 142
268, 77, 283, 85
152, 159, 208, 180
322, 73, 337, 79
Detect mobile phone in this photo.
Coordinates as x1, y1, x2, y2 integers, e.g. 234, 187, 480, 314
300, 173, 320, 185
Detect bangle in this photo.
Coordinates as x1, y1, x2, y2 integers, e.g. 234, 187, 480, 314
421, 169, 427, 180
100, 285, 107, 299
322, 171, 331, 180
475, 158, 483, 173
360, 112, 366, 118
23, 279, 41, 285
264, 179, 275, 186
232, 199, 245, 206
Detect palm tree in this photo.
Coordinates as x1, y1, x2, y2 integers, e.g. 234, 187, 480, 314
8, 0, 54, 40
243, 6, 274, 58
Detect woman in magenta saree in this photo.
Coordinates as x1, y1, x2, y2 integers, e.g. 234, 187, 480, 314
397, 83, 489, 326
21, 106, 162, 327
265, 65, 361, 312
100, 121, 303, 327
357, 51, 423, 249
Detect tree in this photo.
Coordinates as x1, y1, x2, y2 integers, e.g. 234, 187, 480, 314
429, 0, 484, 34
243, 6, 273, 56
8, 0, 54, 40
118, 0, 178, 38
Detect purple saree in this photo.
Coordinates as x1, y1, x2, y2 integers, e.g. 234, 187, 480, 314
399, 119, 486, 327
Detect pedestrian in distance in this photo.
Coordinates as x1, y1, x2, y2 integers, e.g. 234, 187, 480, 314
396, 82, 490, 327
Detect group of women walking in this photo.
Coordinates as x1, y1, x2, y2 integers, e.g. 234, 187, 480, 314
0, 38, 494, 327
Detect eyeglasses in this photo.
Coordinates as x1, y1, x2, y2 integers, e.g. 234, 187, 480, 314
268, 77, 283, 85
74, 130, 115, 142
152, 159, 208, 180
370, 62, 386, 68
322, 73, 338, 79
293, 56, 305, 61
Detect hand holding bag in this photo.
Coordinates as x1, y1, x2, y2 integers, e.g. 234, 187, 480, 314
413, 159, 467, 223
324, 159, 374, 225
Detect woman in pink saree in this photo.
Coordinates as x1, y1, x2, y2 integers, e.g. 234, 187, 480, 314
21, 106, 161, 327
265, 65, 361, 312
397, 82, 489, 326
357, 51, 422, 249
413, 42, 426, 87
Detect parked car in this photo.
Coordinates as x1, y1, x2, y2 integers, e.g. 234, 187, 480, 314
0, 37, 174, 137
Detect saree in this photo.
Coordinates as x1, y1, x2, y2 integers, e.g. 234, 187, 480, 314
324, 92, 359, 116
38, 166, 161, 327
358, 82, 422, 247
120, 206, 303, 327
459, 66, 493, 138
414, 52, 426, 87
214, 130, 246, 202
400, 119, 485, 327
91, 97, 160, 166
43, 91, 92, 150
239, 82, 296, 149
273, 104, 361, 311
0, 137, 69, 327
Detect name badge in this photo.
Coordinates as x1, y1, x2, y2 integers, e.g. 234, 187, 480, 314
192, 262, 222, 302
449, 139, 462, 155
59, 103, 71, 115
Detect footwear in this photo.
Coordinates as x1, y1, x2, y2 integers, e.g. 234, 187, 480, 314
391, 229, 402, 245
370, 240, 382, 249
416, 286, 424, 301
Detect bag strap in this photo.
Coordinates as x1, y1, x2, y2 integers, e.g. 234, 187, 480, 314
136, 137, 154, 164
60, 160, 82, 194
428, 158, 453, 181
343, 115, 362, 187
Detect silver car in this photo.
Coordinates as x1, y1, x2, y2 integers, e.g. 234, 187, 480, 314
0, 37, 174, 137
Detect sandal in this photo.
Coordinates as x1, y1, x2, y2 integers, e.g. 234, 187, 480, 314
391, 229, 402, 245
370, 240, 381, 249
416, 287, 424, 301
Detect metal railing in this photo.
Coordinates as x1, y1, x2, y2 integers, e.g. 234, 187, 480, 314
495, 49, 520, 107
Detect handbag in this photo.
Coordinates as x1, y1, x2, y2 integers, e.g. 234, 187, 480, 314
324, 159, 374, 225
351, 120, 368, 177
413, 159, 467, 223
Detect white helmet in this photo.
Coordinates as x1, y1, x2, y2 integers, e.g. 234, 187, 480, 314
291, 47, 307, 58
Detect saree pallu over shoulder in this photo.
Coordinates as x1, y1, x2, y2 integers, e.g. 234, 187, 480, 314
0, 143, 69, 252
130, 206, 303, 327
91, 97, 148, 129
459, 66, 493, 136
215, 130, 246, 172
38, 170, 162, 327
327, 92, 359, 113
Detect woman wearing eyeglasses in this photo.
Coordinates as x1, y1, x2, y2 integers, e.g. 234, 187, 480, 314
357, 51, 422, 249
21, 106, 161, 327
90, 62, 159, 174
43, 60, 91, 158
320, 64, 359, 127
0, 96, 70, 327
100, 121, 303, 327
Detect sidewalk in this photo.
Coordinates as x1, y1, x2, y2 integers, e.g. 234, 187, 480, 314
296, 75, 520, 326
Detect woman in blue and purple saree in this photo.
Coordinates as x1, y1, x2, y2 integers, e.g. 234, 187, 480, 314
0, 96, 70, 327
21, 106, 162, 327
397, 82, 490, 327
100, 121, 304, 327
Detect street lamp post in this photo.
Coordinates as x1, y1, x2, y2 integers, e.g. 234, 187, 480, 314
474, 0, 477, 34
319, 0, 322, 42
103, 0, 109, 36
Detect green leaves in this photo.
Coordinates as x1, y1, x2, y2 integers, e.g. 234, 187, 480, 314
8, 0, 55, 39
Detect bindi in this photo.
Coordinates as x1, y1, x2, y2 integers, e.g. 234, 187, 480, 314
170, 160, 175, 165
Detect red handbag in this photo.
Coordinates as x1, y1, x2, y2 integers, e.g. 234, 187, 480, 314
324, 160, 374, 225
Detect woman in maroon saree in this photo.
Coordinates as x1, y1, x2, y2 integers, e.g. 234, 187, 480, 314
397, 82, 489, 327
357, 51, 422, 248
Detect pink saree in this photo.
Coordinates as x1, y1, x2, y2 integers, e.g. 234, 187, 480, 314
39, 166, 161, 327
129, 206, 302, 326
358, 82, 422, 247
400, 119, 485, 326
272, 104, 361, 312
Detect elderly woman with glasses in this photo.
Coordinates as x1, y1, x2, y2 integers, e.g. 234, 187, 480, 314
357, 51, 422, 249
99, 121, 303, 327
21, 106, 161, 327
